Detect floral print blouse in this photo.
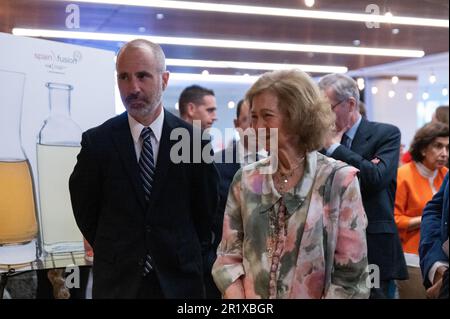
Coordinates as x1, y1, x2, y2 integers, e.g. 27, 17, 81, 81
212, 151, 369, 299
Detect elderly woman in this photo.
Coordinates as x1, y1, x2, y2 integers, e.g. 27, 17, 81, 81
394, 122, 448, 298
212, 69, 369, 299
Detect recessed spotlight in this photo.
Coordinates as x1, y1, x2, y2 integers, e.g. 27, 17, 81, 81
228, 101, 236, 109
388, 90, 396, 98
353, 40, 361, 46
138, 27, 146, 33
156, 13, 165, 20
442, 88, 448, 96
406, 92, 413, 100
392, 28, 400, 35
202, 70, 209, 76
385, 12, 393, 18
304, 0, 315, 8
371, 86, 378, 94
422, 92, 430, 100
357, 78, 365, 90
429, 73, 437, 84
391, 76, 399, 84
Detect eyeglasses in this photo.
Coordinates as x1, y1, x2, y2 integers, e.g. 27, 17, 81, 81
331, 99, 346, 110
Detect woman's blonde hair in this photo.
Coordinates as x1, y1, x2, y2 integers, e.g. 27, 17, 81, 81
245, 69, 335, 152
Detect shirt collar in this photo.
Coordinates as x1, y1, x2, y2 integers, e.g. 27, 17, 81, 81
128, 109, 164, 143
345, 114, 362, 140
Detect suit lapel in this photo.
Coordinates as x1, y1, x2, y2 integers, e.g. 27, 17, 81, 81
351, 118, 372, 154
111, 113, 147, 210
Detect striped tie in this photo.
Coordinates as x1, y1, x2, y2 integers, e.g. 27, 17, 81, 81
139, 127, 155, 201
140, 127, 155, 276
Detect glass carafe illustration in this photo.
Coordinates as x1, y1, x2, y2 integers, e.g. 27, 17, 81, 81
37, 82, 84, 254
0, 70, 39, 265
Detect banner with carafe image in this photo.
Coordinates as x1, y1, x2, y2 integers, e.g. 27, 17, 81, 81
0, 32, 115, 271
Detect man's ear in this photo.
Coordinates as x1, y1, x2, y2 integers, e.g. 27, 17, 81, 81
161, 71, 169, 91
187, 102, 196, 117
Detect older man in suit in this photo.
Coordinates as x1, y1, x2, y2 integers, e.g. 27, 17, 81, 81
319, 74, 408, 298
69, 39, 219, 298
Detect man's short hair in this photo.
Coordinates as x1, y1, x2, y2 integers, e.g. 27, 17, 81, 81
178, 85, 215, 117
236, 99, 245, 119
318, 73, 360, 108
116, 39, 166, 72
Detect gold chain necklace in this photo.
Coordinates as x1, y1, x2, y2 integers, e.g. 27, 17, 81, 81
274, 156, 305, 192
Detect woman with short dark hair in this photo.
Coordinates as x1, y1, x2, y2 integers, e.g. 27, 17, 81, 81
395, 121, 449, 298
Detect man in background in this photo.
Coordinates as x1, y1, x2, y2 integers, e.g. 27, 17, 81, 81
178, 85, 218, 130
319, 73, 408, 299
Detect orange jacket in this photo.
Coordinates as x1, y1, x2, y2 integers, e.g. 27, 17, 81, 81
394, 162, 448, 254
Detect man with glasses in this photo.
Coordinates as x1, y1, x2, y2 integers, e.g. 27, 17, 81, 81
319, 74, 408, 299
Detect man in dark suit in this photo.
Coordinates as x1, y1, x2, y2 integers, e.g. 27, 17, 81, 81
420, 173, 448, 299
319, 74, 408, 298
69, 39, 219, 299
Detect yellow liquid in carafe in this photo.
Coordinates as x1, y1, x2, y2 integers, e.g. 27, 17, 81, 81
0, 160, 38, 244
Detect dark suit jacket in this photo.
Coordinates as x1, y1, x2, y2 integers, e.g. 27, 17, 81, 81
69, 110, 219, 298
214, 142, 241, 250
328, 118, 408, 280
420, 173, 449, 288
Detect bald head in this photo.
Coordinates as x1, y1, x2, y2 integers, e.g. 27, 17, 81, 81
116, 39, 166, 73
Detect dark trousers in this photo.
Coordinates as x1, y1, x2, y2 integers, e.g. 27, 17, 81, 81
370, 279, 397, 299
137, 272, 164, 299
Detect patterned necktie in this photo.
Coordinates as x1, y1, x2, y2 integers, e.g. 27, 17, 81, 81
139, 127, 155, 276
341, 134, 351, 149
139, 127, 155, 201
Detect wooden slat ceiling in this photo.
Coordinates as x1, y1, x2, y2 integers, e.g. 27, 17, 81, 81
0, 0, 448, 75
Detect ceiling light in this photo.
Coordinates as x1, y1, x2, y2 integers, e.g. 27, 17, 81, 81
166, 58, 348, 73
406, 92, 413, 100
388, 90, 396, 98
371, 86, 378, 94
156, 13, 165, 20
12, 28, 426, 58
429, 73, 437, 84
392, 28, 400, 35
422, 92, 430, 100
391, 76, 399, 84
60, 0, 449, 28
201, 70, 209, 75
353, 40, 361, 46
357, 78, 365, 90
170, 73, 259, 83
385, 12, 393, 18
304, 0, 315, 8
442, 88, 448, 97
227, 101, 236, 109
